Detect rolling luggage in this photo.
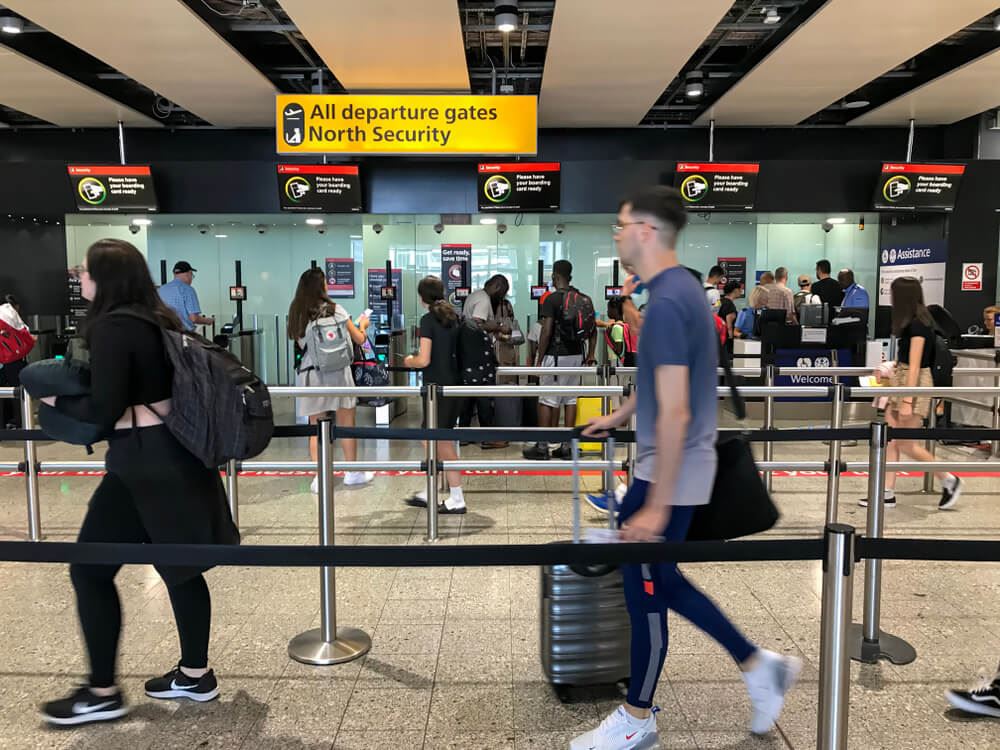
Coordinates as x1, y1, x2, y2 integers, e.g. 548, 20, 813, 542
540, 439, 631, 701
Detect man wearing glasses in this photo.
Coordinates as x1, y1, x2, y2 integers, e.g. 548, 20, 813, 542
574, 186, 798, 750
157, 261, 214, 332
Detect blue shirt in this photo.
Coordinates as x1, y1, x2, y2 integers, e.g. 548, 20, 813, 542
841, 283, 870, 311
634, 266, 718, 505
158, 278, 201, 331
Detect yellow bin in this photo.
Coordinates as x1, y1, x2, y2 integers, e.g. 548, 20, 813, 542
574, 397, 604, 454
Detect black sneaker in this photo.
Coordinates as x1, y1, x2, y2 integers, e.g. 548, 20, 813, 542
522, 443, 550, 460
939, 476, 962, 510
551, 443, 573, 460
41, 685, 128, 727
946, 673, 1000, 718
858, 494, 896, 508
145, 665, 219, 702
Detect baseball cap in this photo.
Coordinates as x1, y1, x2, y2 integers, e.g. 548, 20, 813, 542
173, 261, 197, 274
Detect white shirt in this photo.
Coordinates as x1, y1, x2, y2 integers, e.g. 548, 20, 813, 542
0, 303, 27, 330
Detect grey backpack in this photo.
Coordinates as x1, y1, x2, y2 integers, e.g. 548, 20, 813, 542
306, 310, 353, 375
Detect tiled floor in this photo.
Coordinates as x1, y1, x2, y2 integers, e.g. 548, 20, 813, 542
0, 401, 999, 749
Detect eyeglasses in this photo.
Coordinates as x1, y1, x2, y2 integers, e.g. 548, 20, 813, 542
612, 221, 659, 234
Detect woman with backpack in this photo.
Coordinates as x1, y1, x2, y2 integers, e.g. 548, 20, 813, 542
40, 239, 239, 726
402, 276, 466, 514
860, 276, 961, 511
288, 268, 373, 492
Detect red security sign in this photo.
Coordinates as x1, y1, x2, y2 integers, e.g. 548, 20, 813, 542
962, 262, 983, 291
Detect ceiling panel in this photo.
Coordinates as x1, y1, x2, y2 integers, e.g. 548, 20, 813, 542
3, 0, 276, 127
849, 47, 1000, 125
696, 0, 996, 126
280, 0, 469, 91
539, 0, 732, 127
0, 46, 158, 127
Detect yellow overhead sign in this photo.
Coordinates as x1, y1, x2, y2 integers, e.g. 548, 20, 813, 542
276, 94, 537, 156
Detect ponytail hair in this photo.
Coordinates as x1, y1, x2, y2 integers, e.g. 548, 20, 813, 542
417, 276, 457, 326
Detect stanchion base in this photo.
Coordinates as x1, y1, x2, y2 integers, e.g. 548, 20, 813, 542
847, 624, 917, 665
288, 626, 371, 666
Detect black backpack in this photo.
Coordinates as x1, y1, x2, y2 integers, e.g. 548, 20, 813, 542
929, 331, 955, 387
556, 288, 596, 344
114, 310, 274, 467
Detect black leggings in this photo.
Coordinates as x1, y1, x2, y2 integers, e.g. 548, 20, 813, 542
71, 473, 212, 688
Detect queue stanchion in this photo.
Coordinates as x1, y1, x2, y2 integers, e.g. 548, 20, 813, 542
600, 364, 614, 497
425, 384, 439, 543
825, 384, 845, 524
848, 421, 916, 665
992, 386, 1000, 459
225, 459, 240, 529
20, 388, 41, 541
922, 399, 936, 494
763, 364, 775, 493
288, 418, 371, 665
818, 523, 855, 750
625, 412, 636, 486
605, 436, 617, 528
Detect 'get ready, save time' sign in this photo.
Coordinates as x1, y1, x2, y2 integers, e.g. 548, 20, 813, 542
276, 94, 537, 156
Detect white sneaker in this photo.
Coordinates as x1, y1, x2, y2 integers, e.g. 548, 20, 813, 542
309, 476, 318, 494
742, 649, 802, 735
344, 471, 374, 487
569, 706, 659, 750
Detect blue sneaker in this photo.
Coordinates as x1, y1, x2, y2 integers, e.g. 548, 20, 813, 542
585, 491, 612, 515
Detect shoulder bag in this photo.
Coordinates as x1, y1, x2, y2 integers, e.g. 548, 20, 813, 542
686, 341, 780, 541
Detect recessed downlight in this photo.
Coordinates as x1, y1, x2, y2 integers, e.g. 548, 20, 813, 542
826, 217, 846, 224
306, 217, 324, 226
480, 217, 498, 225
131, 218, 153, 226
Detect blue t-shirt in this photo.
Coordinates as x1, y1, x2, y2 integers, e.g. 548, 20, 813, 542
634, 266, 718, 505
158, 278, 201, 332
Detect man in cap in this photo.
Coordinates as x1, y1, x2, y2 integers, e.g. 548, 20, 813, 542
158, 261, 214, 332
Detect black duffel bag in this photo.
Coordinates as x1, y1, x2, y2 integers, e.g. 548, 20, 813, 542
687, 343, 779, 541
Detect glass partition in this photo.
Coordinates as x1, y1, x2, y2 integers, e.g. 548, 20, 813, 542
64, 211, 881, 383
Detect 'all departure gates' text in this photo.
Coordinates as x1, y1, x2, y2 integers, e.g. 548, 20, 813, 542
303, 102, 501, 147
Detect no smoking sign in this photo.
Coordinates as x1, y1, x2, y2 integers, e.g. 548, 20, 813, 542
962, 262, 983, 292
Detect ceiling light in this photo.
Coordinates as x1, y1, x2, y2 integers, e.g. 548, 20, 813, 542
684, 71, 705, 99
131, 218, 152, 226
306, 217, 324, 226
826, 217, 846, 224
842, 98, 870, 109
480, 217, 498, 225
494, 1, 518, 33
763, 8, 780, 24
215, 234, 228, 238
0, 16, 23, 34
994, 14, 1000, 31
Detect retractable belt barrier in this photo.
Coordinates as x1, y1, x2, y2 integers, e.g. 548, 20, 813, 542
0, 535, 997, 568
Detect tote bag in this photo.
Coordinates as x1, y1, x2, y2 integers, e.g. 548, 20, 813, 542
687, 342, 779, 541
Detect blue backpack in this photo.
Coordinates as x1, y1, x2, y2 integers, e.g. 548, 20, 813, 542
735, 307, 756, 338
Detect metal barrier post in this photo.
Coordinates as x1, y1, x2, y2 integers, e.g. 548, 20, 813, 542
425, 384, 439, 543
606, 436, 617, 528
763, 364, 775, 492
625, 412, 636, 486
288, 419, 371, 665
600, 364, 614, 496
825, 384, 845, 524
992, 388, 1000, 459
923, 399, 936, 494
818, 523, 855, 750
225, 459, 240, 529
20, 388, 41, 541
848, 421, 916, 665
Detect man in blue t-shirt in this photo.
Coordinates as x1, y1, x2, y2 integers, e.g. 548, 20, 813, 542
573, 186, 799, 750
158, 261, 214, 332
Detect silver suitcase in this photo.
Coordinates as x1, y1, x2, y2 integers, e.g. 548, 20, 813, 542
540, 439, 631, 699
